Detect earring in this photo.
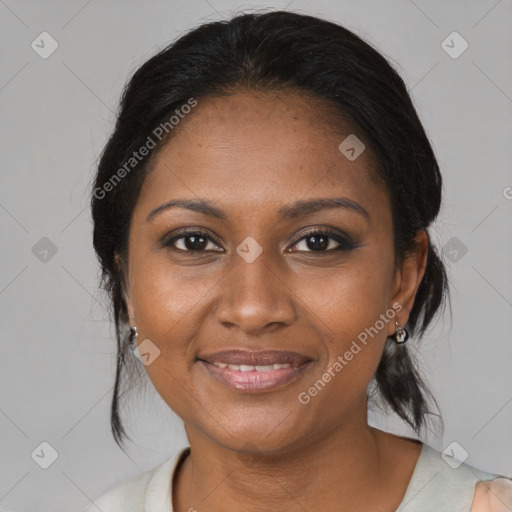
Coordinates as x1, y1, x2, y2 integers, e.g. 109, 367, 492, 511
394, 321, 409, 343
129, 326, 138, 344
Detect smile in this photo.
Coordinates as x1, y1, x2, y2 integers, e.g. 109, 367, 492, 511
197, 349, 312, 392
211, 362, 299, 371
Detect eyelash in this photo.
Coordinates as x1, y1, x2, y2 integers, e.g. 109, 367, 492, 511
162, 228, 355, 254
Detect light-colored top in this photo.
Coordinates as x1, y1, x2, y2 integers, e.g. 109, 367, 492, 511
82, 443, 512, 512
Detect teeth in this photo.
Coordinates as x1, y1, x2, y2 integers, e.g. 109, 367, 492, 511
213, 362, 295, 371
273, 363, 291, 369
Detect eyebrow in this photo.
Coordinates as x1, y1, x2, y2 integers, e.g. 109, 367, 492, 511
146, 197, 370, 223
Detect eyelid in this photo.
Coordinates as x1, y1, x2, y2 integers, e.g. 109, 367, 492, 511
288, 227, 355, 252
160, 227, 224, 251
162, 226, 355, 253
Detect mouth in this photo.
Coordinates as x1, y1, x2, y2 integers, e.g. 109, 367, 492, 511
196, 349, 313, 392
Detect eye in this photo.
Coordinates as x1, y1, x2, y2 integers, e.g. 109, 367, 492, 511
289, 228, 355, 253
161, 227, 356, 254
163, 230, 223, 252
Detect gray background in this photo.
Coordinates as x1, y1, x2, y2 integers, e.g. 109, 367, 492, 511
0, 0, 511, 510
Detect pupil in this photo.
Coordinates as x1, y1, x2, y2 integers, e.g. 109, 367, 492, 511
186, 235, 207, 250
307, 235, 328, 251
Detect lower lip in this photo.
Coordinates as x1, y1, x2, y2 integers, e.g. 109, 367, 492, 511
198, 360, 311, 392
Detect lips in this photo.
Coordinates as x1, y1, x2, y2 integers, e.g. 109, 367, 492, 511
197, 349, 313, 392
197, 349, 311, 367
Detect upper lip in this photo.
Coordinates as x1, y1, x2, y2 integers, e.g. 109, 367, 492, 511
197, 349, 311, 366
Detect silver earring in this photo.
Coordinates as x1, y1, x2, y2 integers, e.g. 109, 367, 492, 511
129, 326, 138, 344
394, 321, 409, 343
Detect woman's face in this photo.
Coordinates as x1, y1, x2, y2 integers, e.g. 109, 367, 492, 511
124, 90, 426, 454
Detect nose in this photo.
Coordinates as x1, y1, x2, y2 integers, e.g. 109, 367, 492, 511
214, 250, 297, 336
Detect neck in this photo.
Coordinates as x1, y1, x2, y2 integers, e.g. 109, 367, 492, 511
173, 409, 403, 512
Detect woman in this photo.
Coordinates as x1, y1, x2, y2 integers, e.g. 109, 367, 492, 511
84, 10, 511, 512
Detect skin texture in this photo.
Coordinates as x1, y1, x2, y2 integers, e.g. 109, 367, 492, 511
123, 90, 428, 511
471, 478, 512, 511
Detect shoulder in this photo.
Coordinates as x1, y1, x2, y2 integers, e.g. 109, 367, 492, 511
396, 442, 511, 512
80, 447, 190, 512
471, 477, 512, 512
80, 468, 152, 512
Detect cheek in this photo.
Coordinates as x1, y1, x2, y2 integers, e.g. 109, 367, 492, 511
129, 256, 223, 376
308, 253, 392, 318
299, 254, 395, 372
131, 257, 208, 327
129, 259, 216, 417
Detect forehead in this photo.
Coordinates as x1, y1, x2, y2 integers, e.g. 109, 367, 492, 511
136, 90, 389, 224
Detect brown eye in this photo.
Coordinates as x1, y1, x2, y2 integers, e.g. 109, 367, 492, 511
163, 230, 223, 252
290, 229, 355, 253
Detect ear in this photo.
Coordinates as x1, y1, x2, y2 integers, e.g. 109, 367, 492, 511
114, 252, 135, 324
387, 229, 429, 336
